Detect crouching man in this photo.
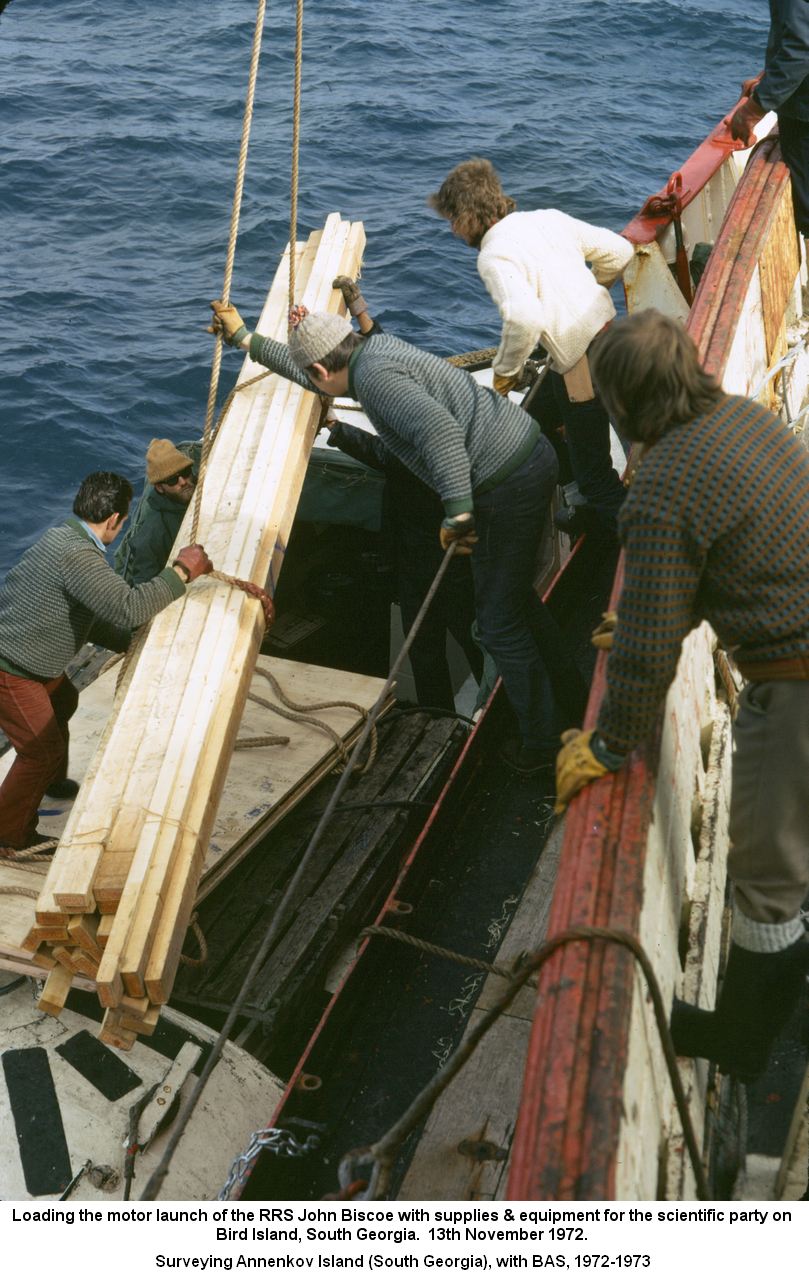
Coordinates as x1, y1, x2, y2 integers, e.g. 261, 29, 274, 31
0, 471, 212, 852
554, 310, 809, 1082
210, 298, 587, 774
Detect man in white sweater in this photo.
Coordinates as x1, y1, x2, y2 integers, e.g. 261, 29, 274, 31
430, 158, 634, 536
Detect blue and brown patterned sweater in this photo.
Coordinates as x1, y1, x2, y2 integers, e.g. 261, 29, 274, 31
597, 393, 809, 753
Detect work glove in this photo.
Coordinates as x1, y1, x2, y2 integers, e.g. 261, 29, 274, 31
591, 610, 618, 651
240, 581, 276, 629
439, 513, 478, 555
333, 275, 368, 318
208, 300, 249, 347
492, 372, 520, 397
173, 544, 214, 583
740, 73, 763, 99
554, 728, 609, 815
727, 96, 764, 146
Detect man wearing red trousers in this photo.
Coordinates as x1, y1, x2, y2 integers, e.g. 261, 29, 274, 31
0, 471, 213, 854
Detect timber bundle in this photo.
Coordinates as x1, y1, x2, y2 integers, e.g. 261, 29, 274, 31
22, 215, 365, 1047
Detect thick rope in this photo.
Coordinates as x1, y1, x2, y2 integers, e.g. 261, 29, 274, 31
178, 913, 208, 969
360, 923, 537, 986
288, 0, 305, 311
252, 664, 377, 772
192, 0, 267, 545
345, 924, 710, 1202
234, 732, 290, 751
139, 544, 459, 1201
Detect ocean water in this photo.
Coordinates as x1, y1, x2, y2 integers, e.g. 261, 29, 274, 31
1, 0, 767, 577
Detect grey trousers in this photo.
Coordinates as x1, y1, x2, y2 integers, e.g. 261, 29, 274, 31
729, 679, 809, 925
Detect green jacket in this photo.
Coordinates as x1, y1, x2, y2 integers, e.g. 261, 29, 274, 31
115, 441, 202, 585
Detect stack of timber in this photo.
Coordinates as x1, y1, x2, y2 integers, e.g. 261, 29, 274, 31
20, 213, 365, 1047
0, 655, 391, 981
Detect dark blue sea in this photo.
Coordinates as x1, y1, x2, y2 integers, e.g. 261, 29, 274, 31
1, 0, 766, 576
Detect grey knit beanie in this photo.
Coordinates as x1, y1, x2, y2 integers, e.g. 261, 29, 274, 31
288, 311, 353, 370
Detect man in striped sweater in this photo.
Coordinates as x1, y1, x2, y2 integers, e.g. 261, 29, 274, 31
0, 472, 212, 853
210, 299, 588, 775
554, 309, 809, 1081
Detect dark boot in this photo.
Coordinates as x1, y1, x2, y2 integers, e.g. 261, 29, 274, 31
670, 937, 809, 1082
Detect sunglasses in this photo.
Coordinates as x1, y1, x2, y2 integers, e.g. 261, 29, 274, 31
161, 467, 194, 487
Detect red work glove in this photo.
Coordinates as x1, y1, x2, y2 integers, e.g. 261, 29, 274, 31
173, 544, 214, 582
728, 96, 764, 146
740, 73, 763, 99
240, 581, 275, 629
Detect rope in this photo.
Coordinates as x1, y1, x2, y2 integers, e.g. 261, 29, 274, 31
288, 0, 305, 311
359, 924, 537, 986
139, 544, 459, 1202
251, 664, 378, 773
191, 0, 267, 545
446, 346, 498, 368
178, 913, 208, 969
234, 733, 289, 751
1, 839, 57, 859
345, 924, 710, 1202
0, 885, 40, 900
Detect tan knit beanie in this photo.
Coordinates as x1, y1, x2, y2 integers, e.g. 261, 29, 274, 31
288, 311, 354, 369
146, 438, 192, 485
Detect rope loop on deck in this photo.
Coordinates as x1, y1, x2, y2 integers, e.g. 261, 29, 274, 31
345, 923, 711, 1203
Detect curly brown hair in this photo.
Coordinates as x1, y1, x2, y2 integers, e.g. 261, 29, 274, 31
590, 310, 723, 444
428, 158, 516, 247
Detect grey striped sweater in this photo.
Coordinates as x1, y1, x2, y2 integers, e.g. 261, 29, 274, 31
0, 518, 185, 679
249, 331, 540, 515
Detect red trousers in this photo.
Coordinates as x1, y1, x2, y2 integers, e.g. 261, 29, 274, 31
0, 669, 78, 849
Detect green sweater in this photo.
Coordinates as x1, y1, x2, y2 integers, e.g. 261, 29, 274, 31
115, 440, 202, 586
249, 331, 539, 516
597, 394, 809, 753
0, 518, 185, 679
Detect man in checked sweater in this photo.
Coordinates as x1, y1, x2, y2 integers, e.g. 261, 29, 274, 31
0, 472, 212, 853
555, 309, 809, 1082
210, 299, 588, 775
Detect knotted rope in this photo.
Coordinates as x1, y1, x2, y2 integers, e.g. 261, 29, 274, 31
192, 0, 267, 545
288, 0, 305, 311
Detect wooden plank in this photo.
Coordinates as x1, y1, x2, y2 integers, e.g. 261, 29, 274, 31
37, 965, 73, 1016
99, 1009, 138, 1050
97, 913, 114, 947
67, 913, 102, 956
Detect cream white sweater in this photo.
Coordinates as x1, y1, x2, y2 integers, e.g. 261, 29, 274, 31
477, 209, 634, 376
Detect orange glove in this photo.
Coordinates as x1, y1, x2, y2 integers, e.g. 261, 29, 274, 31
591, 611, 618, 651
439, 514, 478, 555
492, 372, 520, 397
208, 300, 249, 346
173, 544, 214, 582
554, 728, 609, 814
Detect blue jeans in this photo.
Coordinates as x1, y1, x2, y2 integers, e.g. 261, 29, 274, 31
472, 438, 587, 750
549, 369, 626, 532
